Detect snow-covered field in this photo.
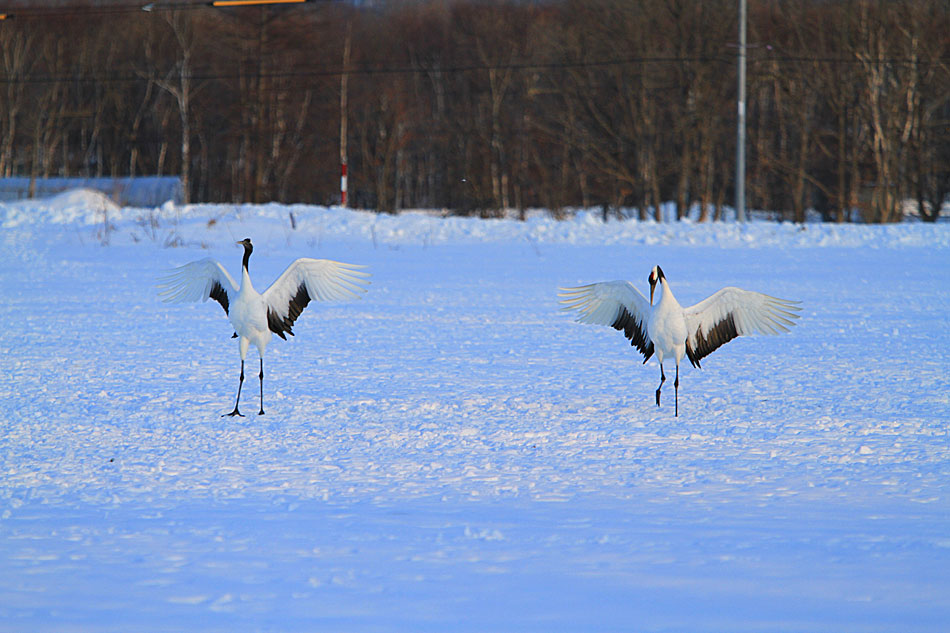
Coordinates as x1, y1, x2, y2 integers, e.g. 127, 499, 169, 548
2, 191, 949, 632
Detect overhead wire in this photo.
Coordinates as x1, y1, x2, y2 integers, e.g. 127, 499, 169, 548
1, 0, 947, 87
2, 52, 946, 89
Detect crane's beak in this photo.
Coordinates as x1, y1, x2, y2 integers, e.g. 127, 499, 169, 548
649, 279, 656, 305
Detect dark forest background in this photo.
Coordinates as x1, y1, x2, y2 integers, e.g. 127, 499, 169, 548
1, 0, 948, 222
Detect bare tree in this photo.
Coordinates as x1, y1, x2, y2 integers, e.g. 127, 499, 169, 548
2, 0, 946, 220
146, 10, 202, 204
0, 23, 36, 178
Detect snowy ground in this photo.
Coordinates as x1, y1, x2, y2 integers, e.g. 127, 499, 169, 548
2, 192, 949, 632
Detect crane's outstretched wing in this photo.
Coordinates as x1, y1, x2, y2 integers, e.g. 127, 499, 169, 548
263, 258, 370, 339
683, 287, 801, 368
558, 281, 654, 362
157, 258, 238, 315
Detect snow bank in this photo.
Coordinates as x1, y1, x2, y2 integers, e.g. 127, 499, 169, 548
199, 204, 950, 249
3, 192, 949, 249
1, 188, 122, 228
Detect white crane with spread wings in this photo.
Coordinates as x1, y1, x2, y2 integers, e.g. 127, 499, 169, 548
159, 238, 370, 417
559, 265, 801, 416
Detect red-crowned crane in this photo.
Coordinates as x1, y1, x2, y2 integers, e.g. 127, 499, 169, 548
159, 238, 370, 416
559, 265, 801, 416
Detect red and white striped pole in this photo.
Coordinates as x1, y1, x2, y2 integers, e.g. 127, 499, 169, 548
340, 162, 348, 207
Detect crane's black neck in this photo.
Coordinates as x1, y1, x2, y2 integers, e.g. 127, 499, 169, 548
240, 240, 253, 272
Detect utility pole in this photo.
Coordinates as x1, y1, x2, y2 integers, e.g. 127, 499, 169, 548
736, 0, 747, 223
340, 20, 352, 208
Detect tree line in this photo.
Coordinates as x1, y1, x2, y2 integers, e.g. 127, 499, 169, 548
1, 0, 948, 222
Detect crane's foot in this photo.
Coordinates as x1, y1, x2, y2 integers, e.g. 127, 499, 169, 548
223, 408, 244, 418
258, 409, 265, 416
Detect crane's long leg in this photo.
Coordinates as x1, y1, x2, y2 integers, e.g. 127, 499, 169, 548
656, 362, 666, 407
674, 363, 679, 417
258, 357, 265, 416
224, 360, 245, 417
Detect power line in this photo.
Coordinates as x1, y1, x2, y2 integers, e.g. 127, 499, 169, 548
2, 52, 946, 88
0, 55, 731, 87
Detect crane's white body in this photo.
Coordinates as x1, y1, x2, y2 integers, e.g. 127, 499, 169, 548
648, 278, 689, 369
232, 267, 271, 362
158, 239, 370, 415
559, 265, 800, 415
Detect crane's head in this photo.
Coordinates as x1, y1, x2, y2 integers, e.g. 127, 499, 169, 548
648, 265, 665, 305
237, 238, 253, 270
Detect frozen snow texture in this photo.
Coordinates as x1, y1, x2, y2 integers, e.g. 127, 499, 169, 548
1, 194, 949, 632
